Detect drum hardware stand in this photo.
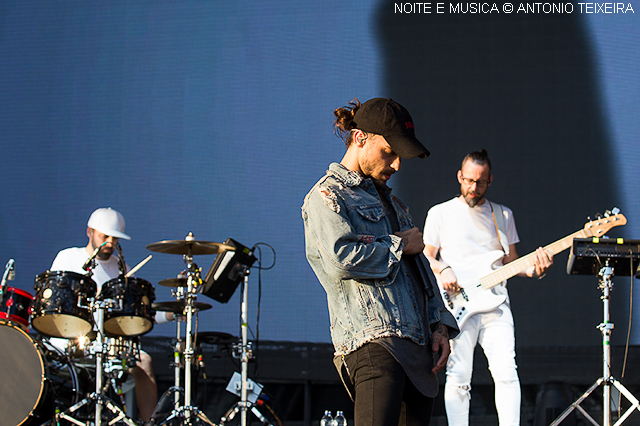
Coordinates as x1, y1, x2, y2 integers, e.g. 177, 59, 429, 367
173, 289, 185, 411
50, 298, 137, 426
220, 270, 272, 426
551, 260, 640, 426
150, 253, 215, 426
49, 259, 137, 426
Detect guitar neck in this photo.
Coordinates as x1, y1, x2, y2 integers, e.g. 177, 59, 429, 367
479, 229, 587, 289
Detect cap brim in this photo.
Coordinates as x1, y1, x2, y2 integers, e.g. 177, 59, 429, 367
109, 230, 131, 240
386, 135, 430, 159
94, 228, 131, 240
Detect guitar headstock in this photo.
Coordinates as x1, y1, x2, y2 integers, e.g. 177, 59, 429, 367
583, 210, 627, 237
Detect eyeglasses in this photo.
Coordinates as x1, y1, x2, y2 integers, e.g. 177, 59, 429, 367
460, 175, 490, 187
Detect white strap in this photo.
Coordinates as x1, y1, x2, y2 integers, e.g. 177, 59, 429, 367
490, 201, 510, 256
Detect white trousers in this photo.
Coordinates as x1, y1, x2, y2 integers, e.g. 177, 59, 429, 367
444, 305, 521, 426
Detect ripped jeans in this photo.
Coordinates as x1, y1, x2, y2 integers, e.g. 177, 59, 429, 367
444, 305, 520, 426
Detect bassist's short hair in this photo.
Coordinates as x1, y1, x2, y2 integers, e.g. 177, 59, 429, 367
462, 149, 491, 173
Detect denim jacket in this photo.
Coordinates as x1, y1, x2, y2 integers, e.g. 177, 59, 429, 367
302, 163, 457, 356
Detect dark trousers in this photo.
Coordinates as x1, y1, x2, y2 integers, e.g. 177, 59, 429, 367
343, 342, 434, 426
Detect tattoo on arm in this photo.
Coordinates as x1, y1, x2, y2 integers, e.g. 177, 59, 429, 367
433, 324, 449, 343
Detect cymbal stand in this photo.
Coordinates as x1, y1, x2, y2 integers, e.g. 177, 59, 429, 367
153, 253, 215, 426
551, 260, 640, 426
173, 289, 185, 411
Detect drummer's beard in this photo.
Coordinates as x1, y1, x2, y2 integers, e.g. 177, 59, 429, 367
96, 245, 113, 260
96, 244, 114, 261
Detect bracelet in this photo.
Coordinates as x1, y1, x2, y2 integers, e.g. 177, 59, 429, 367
439, 266, 451, 274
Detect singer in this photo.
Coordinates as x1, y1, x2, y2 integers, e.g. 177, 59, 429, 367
301, 98, 459, 426
49, 207, 167, 422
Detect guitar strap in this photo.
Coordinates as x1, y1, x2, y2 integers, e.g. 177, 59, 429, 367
490, 201, 510, 256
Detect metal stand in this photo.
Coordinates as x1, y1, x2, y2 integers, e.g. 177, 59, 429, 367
551, 261, 640, 426
151, 252, 215, 426
50, 298, 137, 426
219, 271, 272, 426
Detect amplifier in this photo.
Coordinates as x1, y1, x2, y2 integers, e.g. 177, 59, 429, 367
567, 237, 640, 276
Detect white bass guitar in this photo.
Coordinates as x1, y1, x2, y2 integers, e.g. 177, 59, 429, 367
439, 213, 627, 328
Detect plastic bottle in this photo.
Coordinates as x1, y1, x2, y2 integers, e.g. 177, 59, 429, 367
320, 410, 333, 426
334, 410, 347, 426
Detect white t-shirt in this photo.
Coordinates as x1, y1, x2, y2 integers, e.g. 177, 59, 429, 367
50, 246, 168, 326
423, 197, 520, 295
51, 247, 123, 292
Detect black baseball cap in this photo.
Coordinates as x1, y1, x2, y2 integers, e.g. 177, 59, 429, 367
352, 98, 430, 159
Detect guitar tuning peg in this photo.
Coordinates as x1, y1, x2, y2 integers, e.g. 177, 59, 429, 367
612, 207, 620, 215
595, 212, 603, 219
587, 216, 592, 222
604, 210, 612, 218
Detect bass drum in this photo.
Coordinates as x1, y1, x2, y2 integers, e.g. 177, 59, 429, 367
0, 322, 80, 426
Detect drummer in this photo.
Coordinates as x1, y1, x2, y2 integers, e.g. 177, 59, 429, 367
50, 207, 171, 422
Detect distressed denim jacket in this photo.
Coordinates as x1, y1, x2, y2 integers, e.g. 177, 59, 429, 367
302, 163, 457, 356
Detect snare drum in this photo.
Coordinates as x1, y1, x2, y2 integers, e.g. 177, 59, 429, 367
102, 277, 155, 337
0, 322, 81, 426
0, 286, 34, 331
32, 271, 96, 338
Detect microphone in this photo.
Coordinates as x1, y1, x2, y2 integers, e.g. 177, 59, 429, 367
1, 259, 15, 291
5, 259, 15, 281
115, 242, 127, 277
83, 242, 107, 271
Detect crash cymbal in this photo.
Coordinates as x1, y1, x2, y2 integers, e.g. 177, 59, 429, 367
158, 278, 188, 287
196, 331, 236, 345
146, 232, 234, 256
153, 301, 213, 313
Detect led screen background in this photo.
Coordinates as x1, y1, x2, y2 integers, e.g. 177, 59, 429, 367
0, 1, 638, 346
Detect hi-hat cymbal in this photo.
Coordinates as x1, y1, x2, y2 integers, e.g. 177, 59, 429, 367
146, 232, 234, 256
153, 301, 213, 313
158, 278, 188, 287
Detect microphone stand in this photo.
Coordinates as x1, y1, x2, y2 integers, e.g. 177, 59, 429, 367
0, 259, 15, 298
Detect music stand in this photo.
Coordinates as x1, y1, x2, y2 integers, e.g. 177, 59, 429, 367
552, 238, 640, 426
202, 238, 257, 303
201, 238, 264, 426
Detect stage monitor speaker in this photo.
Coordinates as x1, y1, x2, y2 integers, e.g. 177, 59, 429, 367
202, 238, 257, 303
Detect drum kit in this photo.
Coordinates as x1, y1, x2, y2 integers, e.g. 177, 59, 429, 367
0, 233, 240, 426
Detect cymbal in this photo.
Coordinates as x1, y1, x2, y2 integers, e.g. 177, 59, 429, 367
153, 301, 213, 313
196, 331, 236, 345
158, 278, 188, 287
146, 233, 234, 255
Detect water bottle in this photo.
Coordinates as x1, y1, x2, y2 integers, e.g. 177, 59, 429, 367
334, 410, 347, 426
320, 410, 333, 426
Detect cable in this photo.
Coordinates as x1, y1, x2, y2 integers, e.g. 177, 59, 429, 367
617, 250, 635, 415
249, 243, 277, 381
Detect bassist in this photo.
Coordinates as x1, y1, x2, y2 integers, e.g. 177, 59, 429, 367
422, 149, 553, 426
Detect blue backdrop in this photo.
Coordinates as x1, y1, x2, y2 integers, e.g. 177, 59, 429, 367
0, 1, 638, 345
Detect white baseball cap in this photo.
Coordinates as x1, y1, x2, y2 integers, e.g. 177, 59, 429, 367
87, 207, 131, 240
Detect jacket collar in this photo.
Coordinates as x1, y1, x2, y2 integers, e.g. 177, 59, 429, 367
328, 162, 363, 187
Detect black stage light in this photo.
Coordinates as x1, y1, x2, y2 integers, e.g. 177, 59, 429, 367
202, 238, 257, 303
